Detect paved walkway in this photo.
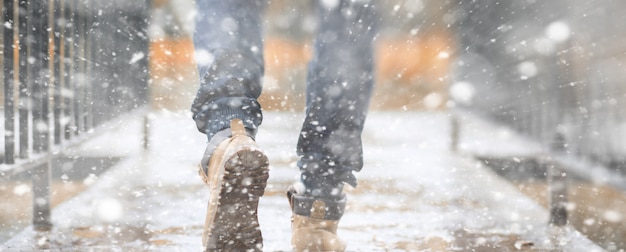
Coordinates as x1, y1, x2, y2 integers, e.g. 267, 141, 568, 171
1, 111, 603, 251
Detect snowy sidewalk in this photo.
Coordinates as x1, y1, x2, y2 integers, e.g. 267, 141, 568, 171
1, 111, 603, 251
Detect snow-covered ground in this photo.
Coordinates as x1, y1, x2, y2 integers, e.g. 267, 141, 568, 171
1, 110, 603, 251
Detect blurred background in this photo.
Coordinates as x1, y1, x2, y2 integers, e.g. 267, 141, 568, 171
148, 0, 454, 111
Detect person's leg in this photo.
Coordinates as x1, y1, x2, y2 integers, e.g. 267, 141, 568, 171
298, 0, 377, 199
192, 1, 269, 251
192, 0, 265, 140
289, 0, 377, 251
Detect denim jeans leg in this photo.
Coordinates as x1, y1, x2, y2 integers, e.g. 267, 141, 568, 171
191, 0, 266, 140
297, 0, 378, 197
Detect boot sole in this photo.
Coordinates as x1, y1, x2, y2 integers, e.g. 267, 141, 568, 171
204, 147, 269, 252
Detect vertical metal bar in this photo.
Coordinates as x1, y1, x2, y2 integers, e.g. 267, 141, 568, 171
30, 0, 48, 153
32, 162, 52, 231
143, 114, 150, 149
63, 0, 73, 140
548, 133, 568, 226
74, 0, 84, 134
40, 0, 52, 152
450, 113, 459, 153
142, 1, 151, 151
92, 4, 104, 124
29, 0, 40, 151
18, 0, 30, 159
0, 1, 3, 132
42, 0, 56, 150
547, 37, 573, 227
138, 1, 151, 107
52, 0, 62, 145
31, 0, 54, 231
4, 0, 16, 164
112, 5, 120, 120
84, 0, 93, 131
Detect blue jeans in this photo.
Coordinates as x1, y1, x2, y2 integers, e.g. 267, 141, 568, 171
192, 0, 377, 197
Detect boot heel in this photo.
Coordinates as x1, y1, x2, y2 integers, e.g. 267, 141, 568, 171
202, 119, 269, 251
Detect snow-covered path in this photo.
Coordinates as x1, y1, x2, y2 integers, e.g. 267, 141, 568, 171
1, 111, 602, 251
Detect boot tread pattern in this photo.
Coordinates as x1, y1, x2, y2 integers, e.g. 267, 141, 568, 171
206, 148, 269, 252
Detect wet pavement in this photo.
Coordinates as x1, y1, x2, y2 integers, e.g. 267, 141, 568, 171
1, 111, 604, 251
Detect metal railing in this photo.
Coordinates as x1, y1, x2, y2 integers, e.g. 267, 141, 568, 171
1, 0, 150, 230
452, 0, 626, 226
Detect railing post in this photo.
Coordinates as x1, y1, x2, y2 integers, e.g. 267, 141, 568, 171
30, 0, 53, 231
18, 0, 31, 159
32, 162, 52, 231
548, 132, 568, 226
63, 0, 74, 140
4, 0, 16, 165
52, 0, 63, 145
74, 0, 85, 134
450, 112, 459, 153
31, 0, 51, 153
143, 114, 150, 150
84, 0, 94, 131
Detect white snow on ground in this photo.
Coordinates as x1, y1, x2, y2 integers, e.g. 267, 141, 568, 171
1, 111, 603, 251
453, 110, 543, 157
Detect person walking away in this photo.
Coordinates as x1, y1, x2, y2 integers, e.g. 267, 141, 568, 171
191, 0, 377, 251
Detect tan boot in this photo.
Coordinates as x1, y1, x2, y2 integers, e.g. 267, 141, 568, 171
287, 188, 347, 252
199, 119, 269, 251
